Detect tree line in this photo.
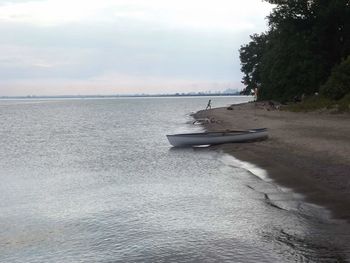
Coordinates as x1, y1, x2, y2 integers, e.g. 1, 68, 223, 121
239, 0, 350, 102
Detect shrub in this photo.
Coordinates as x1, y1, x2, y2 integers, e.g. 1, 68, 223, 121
338, 93, 350, 112
285, 95, 333, 112
321, 56, 350, 100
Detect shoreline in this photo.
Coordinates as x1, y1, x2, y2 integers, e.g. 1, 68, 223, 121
194, 102, 350, 221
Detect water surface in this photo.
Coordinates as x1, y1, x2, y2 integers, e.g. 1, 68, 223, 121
0, 97, 349, 262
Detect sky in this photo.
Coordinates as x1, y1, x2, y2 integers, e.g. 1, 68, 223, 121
0, 0, 273, 96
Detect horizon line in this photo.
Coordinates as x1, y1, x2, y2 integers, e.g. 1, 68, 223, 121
0, 92, 246, 99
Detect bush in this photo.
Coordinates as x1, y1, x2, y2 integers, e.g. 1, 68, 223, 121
284, 93, 350, 113
321, 56, 350, 100
338, 93, 350, 112
285, 95, 333, 112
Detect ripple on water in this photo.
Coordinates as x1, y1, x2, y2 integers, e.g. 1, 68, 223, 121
0, 97, 350, 263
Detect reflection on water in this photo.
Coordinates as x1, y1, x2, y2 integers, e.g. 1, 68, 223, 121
0, 97, 349, 263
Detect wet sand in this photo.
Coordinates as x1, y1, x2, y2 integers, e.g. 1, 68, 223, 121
194, 102, 350, 221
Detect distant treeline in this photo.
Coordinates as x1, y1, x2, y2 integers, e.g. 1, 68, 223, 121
240, 0, 350, 102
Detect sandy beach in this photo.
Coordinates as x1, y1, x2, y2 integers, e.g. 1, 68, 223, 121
194, 101, 350, 221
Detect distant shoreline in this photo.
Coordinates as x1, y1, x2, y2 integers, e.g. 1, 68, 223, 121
0, 94, 244, 100
194, 101, 350, 222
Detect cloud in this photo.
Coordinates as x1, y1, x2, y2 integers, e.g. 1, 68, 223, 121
0, 0, 272, 95
0, 0, 45, 3
0, 72, 243, 96
109, 0, 270, 32
0, 0, 271, 31
0, 23, 249, 79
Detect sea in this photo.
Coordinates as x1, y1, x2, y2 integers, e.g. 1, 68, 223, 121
0, 96, 349, 263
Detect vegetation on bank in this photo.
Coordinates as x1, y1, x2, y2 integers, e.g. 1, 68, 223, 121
284, 94, 350, 113
239, 0, 350, 111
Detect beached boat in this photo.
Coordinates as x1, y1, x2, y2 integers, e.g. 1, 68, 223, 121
167, 128, 268, 147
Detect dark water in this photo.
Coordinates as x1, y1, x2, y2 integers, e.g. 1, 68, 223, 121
0, 97, 350, 263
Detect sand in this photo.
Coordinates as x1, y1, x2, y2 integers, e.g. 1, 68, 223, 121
194, 101, 350, 221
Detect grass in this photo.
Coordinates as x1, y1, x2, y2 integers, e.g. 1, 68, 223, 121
284, 94, 350, 113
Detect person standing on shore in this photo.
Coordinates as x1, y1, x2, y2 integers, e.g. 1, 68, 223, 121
206, 99, 212, 110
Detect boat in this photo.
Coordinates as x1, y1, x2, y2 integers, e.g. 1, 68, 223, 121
166, 128, 268, 147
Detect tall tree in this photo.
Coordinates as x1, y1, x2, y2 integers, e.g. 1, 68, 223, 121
239, 33, 267, 94
239, 0, 350, 101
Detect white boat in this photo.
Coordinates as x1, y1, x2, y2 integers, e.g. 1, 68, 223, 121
167, 128, 268, 147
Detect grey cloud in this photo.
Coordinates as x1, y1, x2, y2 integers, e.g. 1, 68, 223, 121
0, 19, 253, 85
0, 0, 45, 3
0, 0, 45, 5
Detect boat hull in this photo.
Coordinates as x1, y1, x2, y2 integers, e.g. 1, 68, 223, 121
167, 128, 268, 147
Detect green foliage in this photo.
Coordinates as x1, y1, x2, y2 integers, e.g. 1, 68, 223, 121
321, 56, 350, 100
285, 96, 333, 112
338, 93, 350, 112
284, 93, 350, 113
239, 34, 267, 94
239, 0, 350, 102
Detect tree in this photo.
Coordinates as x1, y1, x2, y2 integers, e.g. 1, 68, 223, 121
239, 33, 267, 95
239, 0, 350, 101
321, 56, 350, 100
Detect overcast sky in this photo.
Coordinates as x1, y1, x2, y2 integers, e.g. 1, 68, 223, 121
0, 0, 272, 96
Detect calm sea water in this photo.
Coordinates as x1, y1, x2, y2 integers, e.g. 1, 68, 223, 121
1, 97, 350, 263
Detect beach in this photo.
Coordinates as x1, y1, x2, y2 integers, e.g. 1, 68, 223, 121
194, 101, 350, 221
